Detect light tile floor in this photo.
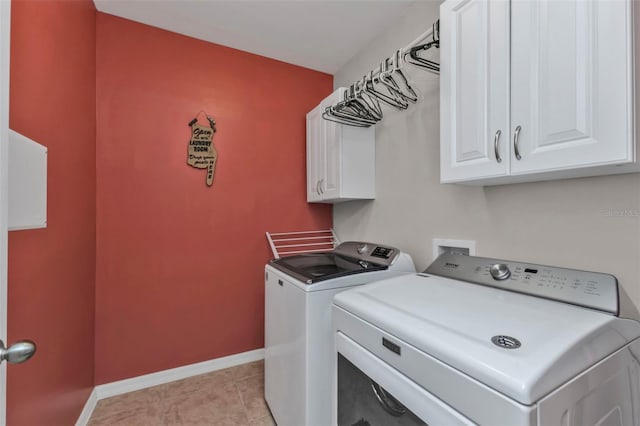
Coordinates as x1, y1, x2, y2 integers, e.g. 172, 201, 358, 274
88, 360, 275, 426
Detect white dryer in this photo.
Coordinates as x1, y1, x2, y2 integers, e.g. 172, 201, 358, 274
333, 253, 640, 426
265, 241, 415, 426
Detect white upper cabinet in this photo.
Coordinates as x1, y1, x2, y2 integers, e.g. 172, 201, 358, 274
441, 0, 638, 185
441, 0, 510, 182
306, 103, 323, 202
8, 130, 47, 231
306, 88, 375, 203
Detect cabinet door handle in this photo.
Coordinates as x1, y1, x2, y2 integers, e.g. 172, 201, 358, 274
494, 130, 502, 163
319, 179, 325, 194
316, 180, 321, 195
513, 125, 522, 160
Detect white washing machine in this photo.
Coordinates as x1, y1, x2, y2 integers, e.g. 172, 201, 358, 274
264, 241, 415, 426
333, 253, 640, 426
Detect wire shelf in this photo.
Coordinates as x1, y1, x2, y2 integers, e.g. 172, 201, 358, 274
266, 229, 340, 259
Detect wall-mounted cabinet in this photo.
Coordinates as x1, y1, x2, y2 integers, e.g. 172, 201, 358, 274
306, 88, 375, 203
8, 129, 47, 230
440, 0, 638, 185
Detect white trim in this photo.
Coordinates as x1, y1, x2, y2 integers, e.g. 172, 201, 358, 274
96, 348, 264, 399
0, 0, 11, 425
74, 389, 97, 426
74, 348, 264, 426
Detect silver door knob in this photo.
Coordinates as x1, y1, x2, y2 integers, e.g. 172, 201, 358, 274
0, 339, 36, 364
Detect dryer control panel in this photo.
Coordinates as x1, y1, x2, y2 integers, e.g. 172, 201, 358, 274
424, 253, 619, 315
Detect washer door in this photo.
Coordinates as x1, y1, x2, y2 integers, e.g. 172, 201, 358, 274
336, 332, 473, 426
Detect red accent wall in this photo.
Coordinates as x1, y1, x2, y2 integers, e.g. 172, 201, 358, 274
95, 14, 332, 384
8, 0, 96, 424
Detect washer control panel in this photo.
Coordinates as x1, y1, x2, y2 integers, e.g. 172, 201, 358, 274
334, 241, 399, 266
425, 253, 619, 315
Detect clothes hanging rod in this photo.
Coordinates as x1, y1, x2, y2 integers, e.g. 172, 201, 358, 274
354, 19, 440, 84
323, 19, 439, 127
401, 20, 439, 57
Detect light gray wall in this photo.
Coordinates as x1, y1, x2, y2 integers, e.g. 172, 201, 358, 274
333, 1, 640, 319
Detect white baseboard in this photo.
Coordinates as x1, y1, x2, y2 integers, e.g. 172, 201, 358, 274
75, 348, 264, 426
75, 388, 97, 426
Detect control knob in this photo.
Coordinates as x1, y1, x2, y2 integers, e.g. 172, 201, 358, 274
357, 244, 368, 255
490, 263, 511, 280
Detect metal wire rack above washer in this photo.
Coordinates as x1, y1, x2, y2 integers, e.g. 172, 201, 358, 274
323, 20, 440, 128
266, 229, 340, 259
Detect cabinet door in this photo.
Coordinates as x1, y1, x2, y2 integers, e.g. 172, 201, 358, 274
510, 0, 633, 174
440, 0, 510, 183
306, 104, 323, 202
321, 116, 341, 199
320, 90, 342, 200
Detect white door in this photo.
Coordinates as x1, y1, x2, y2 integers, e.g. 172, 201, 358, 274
510, 0, 633, 175
0, 0, 10, 422
308, 90, 342, 202
306, 104, 323, 202
318, 90, 341, 201
440, 0, 510, 183
0, 3, 37, 424
321, 114, 340, 200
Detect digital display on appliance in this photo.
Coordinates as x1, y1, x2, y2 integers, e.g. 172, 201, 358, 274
371, 246, 392, 258
525, 268, 538, 274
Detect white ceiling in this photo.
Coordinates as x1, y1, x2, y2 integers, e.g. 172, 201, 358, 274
93, 0, 416, 74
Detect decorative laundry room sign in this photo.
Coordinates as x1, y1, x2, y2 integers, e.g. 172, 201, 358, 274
187, 113, 217, 186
